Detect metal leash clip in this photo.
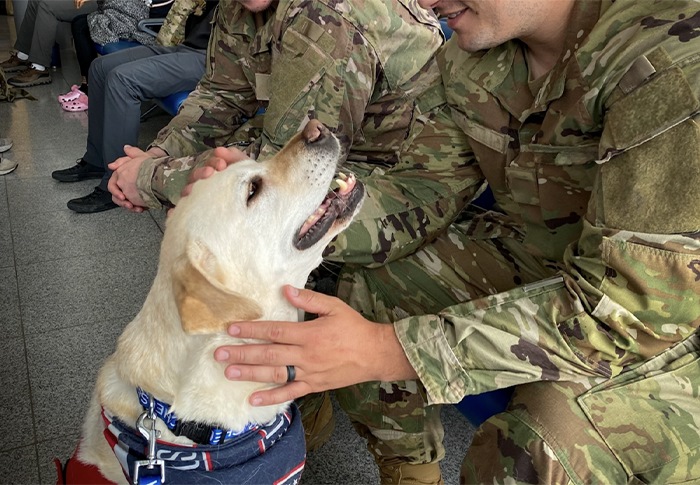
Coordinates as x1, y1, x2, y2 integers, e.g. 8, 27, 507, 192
133, 393, 166, 485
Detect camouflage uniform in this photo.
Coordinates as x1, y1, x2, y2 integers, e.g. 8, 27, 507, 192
130, 0, 481, 476
337, 0, 700, 482
156, 0, 209, 47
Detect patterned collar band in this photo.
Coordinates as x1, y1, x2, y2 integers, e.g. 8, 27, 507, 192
136, 387, 259, 445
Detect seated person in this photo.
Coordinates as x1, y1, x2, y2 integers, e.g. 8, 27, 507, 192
51, 0, 218, 213
59, 0, 175, 109
205, 0, 700, 483
1, 0, 98, 87
106, 0, 478, 482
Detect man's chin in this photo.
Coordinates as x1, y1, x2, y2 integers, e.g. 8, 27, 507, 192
238, 0, 276, 12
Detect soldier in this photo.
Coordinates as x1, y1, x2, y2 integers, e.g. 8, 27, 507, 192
106, 0, 479, 482
212, 0, 700, 483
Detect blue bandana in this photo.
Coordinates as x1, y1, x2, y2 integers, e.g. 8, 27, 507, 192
102, 404, 306, 484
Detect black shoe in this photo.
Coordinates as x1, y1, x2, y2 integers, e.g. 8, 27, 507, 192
52, 159, 104, 182
67, 187, 118, 213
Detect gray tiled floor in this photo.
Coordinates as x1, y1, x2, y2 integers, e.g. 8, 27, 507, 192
0, 13, 474, 485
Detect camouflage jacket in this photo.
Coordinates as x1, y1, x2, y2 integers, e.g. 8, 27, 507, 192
156, 0, 209, 47
137, 0, 482, 264
397, 0, 700, 403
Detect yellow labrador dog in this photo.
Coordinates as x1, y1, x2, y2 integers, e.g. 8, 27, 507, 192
66, 120, 363, 485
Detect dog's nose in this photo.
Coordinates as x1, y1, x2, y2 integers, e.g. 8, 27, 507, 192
302, 119, 329, 144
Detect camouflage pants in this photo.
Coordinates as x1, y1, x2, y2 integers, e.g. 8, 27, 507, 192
331, 220, 555, 466
464, 333, 700, 484
318, 219, 700, 482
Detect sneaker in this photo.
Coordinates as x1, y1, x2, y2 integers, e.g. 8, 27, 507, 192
8, 67, 52, 87
0, 53, 30, 73
0, 157, 18, 175
67, 187, 118, 213
0, 138, 12, 153
52, 159, 104, 182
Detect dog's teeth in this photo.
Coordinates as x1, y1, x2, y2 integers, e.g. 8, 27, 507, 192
338, 172, 348, 180
336, 179, 349, 194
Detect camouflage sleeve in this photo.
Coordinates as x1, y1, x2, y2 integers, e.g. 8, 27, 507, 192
136, 145, 237, 209
155, 0, 207, 47
147, 83, 243, 159
325, 104, 484, 267
395, 35, 700, 405
149, 3, 260, 159
135, 153, 204, 209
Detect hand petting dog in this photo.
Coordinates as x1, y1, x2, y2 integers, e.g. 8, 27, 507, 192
181, 145, 248, 198
214, 285, 418, 407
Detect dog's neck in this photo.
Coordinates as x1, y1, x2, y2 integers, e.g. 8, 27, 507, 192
97, 265, 300, 441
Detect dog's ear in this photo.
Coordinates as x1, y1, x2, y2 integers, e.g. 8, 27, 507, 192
173, 240, 262, 334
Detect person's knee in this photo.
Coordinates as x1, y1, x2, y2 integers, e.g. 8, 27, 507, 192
88, 56, 109, 86
461, 413, 572, 484
37, 0, 59, 15
108, 67, 143, 100
462, 396, 629, 485
336, 381, 443, 464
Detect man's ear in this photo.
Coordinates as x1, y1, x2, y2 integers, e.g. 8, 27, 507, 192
172, 240, 262, 334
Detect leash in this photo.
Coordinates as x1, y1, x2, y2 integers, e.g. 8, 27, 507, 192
133, 393, 166, 485
130, 388, 262, 484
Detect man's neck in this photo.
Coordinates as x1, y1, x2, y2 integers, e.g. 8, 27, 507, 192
521, 0, 575, 79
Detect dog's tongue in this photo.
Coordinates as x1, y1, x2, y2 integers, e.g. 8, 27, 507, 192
298, 174, 356, 236
299, 200, 331, 236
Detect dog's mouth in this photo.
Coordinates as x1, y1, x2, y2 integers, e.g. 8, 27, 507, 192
295, 172, 364, 250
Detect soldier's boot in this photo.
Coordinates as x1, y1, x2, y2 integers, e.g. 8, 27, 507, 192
377, 458, 444, 485
300, 391, 336, 452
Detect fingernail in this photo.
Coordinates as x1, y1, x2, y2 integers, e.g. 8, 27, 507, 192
251, 396, 263, 406
215, 349, 229, 361
289, 286, 300, 297
228, 325, 241, 336
226, 367, 241, 379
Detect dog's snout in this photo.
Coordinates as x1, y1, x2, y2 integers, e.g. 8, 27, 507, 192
302, 119, 329, 144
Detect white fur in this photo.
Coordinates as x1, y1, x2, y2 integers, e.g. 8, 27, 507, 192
77, 128, 361, 484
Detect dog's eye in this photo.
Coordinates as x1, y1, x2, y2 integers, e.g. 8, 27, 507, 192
247, 177, 261, 205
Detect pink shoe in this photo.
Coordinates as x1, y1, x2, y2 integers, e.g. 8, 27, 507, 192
58, 85, 83, 103
61, 92, 88, 112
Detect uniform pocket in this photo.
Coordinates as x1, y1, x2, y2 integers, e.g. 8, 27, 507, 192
206, 21, 254, 92
504, 146, 598, 220
598, 235, 700, 345
264, 26, 336, 146
578, 336, 700, 484
505, 145, 598, 259
599, 58, 700, 234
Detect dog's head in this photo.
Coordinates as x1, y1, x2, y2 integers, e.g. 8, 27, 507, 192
164, 120, 364, 334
